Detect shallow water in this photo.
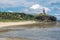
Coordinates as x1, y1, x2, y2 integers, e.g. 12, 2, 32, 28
0, 22, 60, 40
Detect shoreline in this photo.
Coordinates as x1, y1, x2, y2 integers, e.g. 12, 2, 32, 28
0, 21, 37, 27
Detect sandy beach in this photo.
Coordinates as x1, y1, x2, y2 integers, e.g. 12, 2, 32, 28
0, 21, 37, 27
0, 38, 30, 40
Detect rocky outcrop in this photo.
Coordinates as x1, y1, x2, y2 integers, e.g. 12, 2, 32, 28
35, 15, 56, 22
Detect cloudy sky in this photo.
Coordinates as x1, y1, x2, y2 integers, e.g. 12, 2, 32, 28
0, 0, 60, 20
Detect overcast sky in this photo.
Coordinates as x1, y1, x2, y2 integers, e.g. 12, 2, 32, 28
0, 0, 60, 20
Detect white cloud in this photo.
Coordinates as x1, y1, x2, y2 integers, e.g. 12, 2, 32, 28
30, 4, 50, 13
8, 10, 13, 12
30, 4, 40, 9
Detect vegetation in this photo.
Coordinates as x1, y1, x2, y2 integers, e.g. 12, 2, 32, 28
35, 14, 57, 22
0, 12, 35, 22
0, 12, 56, 22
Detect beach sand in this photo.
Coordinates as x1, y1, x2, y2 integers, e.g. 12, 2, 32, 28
0, 21, 37, 27
0, 38, 30, 40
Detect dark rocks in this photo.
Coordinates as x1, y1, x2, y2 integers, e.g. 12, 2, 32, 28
35, 15, 57, 22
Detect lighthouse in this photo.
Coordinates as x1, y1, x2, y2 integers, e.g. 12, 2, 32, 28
43, 8, 46, 14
